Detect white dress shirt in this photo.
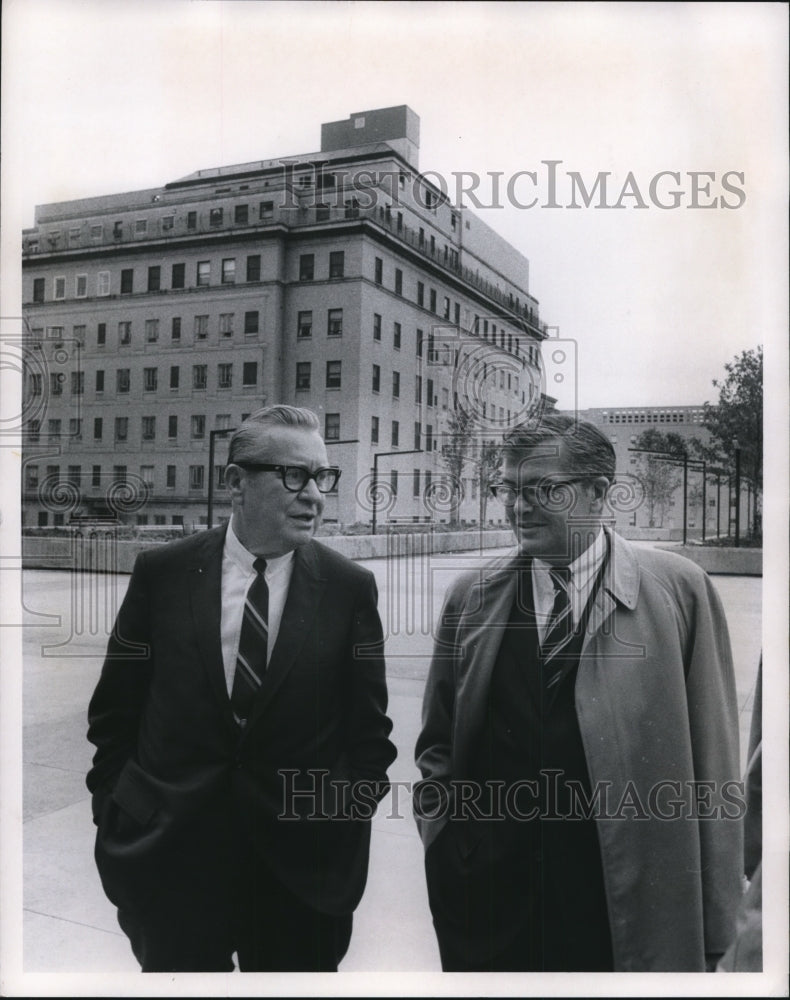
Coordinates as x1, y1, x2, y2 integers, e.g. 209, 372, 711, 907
531, 528, 608, 643
220, 520, 295, 696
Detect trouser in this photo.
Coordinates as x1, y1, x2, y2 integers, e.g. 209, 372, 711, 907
116, 845, 352, 972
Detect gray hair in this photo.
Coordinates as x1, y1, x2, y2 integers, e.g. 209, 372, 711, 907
227, 405, 321, 465
502, 413, 616, 481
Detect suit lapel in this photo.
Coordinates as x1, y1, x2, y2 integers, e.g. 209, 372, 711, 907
187, 525, 238, 732
246, 542, 326, 728
581, 528, 640, 655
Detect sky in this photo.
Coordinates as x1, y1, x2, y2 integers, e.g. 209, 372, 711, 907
1, 0, 787, 413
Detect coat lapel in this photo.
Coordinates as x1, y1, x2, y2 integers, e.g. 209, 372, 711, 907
581, 528, 641, 655
245, 542, 325, 728
186, 525, 238, 732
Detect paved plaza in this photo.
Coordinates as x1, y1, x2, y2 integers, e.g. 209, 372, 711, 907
9, 544, 762, 981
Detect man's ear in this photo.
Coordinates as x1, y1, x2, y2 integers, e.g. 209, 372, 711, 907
225, 464, 244, 500
588, 476, 610, 512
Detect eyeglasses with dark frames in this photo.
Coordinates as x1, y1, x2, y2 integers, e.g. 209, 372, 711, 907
236, 463, 342, 494
489, 477, 586, 507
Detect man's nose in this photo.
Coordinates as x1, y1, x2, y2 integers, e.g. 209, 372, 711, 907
298, 477, 323, 502
514, 491, 536, 513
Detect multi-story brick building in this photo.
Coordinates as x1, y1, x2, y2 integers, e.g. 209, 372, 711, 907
21, 105, 551, 529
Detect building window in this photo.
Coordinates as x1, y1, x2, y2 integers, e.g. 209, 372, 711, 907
161, 216, 174, 232
143, 368, 158, 392
316, 203, 330, 222
191, 415, 206, 439
92, 465, 101, 487
54, 276, 65, 300
48, 419, 61, 439
299, 254, 314, 281
93, 418, 103, 441
170, 366, 179, 389
166, 465, 176, 488
120, 269, 133, 294
95, 370, 105, 393
221, 259, 236, 284
142, 416, 156, 441
393, 322, 401, 350
246, 255, 261, 282
426, 425, 433, 451
415, 375, 422, 405
242, 362, 258, 386
374, 257, 383, 285
168, 415, 178, 439
187, 211, 197, 230
391, 420, 399, 447
172, 262, 185, 288
50, 373, 63, 397
429, 289, 437, 313
172, 317, 181, 341
371, 416, 379, 444
443, 296, 451, 320
327, 309, 343, 337
134, 219, 148, 237
297, 311, 312, 338
218, 363, 233, 389
189, 465, 205, 490
329, 251, 345, 279
75, 274, 88, 298
390, 469, 399, 495
454, 302, 461, 325
32, 278, 45, 302
259, 201, 274, 219
193, 365, 207, 389
244, 311, 259, 335
69, 418, 82, 438
393, 371, 400, 398
28, 419, 40, 442
427, 378, 434, 406
71, 371, 84, 395
373, 313, 381, 341
194, 315, 209, 340
145, 319, 159, 342
414, 421, 421, 449
234, 204, 249, 225
219, 314, 234, 338
209, 207, 223, 227
140, 465, 155, 488
91, 224, 103, 241
395, 269, 403, 296
147, 266, 161, 292
67, 465, 82, 488
197, 261, 210, 287
325, 413, 340, 441
296, 362, 311, 390
326, 360, 342, 389
372, 364, 380, 392
117, 369, 130, 393
73, 324, 86, 344
417, 282, 424, 308
118, 322, 131, 345
23, 464, 39, 490
114, 417, 128, 442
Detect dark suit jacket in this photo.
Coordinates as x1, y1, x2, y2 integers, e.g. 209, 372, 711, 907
87, 527, 396, 918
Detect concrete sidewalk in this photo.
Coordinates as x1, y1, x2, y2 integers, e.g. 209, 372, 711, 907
15, 550, 761, 977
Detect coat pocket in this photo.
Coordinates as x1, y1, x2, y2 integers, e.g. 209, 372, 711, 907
111, 760, 158, 827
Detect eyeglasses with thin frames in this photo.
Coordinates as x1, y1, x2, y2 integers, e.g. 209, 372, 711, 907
489, 477, 586, 507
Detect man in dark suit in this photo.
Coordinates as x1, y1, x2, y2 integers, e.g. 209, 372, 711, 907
87, 405, 396, 972
414, 414, 742, 971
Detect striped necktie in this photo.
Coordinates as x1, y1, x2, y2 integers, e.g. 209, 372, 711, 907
231, 557, 268, 726
541, 566, 574, 691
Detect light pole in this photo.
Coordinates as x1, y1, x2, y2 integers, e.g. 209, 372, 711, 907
733, 443, 741, 547
371, 449, 422, 534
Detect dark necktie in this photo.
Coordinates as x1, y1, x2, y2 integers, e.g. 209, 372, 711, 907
230, 557, 268, 726
541, 566, 574, 691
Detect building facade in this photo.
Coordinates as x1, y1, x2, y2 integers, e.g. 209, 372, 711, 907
577, 404, 750, 538
21, 106, 552, 529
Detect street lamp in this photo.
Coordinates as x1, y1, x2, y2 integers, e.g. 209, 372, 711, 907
371, 449, 423, 534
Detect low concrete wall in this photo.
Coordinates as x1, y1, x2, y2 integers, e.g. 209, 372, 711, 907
22, 529, 515, 573
656, 543, 762, 576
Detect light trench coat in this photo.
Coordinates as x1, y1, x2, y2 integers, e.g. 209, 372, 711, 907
415, 529, 743, 971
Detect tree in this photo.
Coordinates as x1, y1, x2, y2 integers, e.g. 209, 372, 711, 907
695, 346, 762, 537
440, 407, 475, 526
475, 438, 502, 527
632, 429, 687, 528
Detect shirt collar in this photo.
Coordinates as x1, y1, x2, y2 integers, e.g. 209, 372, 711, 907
225, 519, 294, 577
533, 526, 607, 587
